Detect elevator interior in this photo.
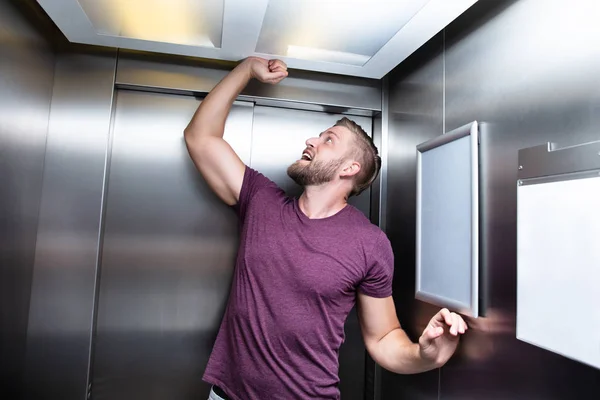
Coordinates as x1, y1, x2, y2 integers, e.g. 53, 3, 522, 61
91, 92, 373, 399
3, 0, 600, 400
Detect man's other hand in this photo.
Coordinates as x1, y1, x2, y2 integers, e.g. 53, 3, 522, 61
418, 308, 468, 368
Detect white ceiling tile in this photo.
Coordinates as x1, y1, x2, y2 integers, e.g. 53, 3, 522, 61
77, 0, 224, 47
256, 0, 429, 66
37, 0, 479, 78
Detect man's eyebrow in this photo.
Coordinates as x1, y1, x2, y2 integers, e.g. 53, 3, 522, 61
320, 130, 339, 138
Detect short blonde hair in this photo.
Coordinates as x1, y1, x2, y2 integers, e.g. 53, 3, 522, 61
334, 117, 381, 197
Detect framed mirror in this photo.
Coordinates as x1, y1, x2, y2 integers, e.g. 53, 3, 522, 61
415, 121, 479, 317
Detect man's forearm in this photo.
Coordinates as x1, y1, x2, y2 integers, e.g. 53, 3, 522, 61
372, 328, 439, 374
184, 61, 252, 140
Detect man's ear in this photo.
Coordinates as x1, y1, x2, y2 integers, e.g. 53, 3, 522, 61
340, 161, 361, 178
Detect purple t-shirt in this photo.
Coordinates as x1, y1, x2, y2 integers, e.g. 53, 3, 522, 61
203, 167, 394, 399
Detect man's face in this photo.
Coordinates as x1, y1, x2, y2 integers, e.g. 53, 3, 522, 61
287, 125, 355, 187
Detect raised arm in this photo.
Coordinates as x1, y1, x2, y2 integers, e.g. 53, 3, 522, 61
184, 57, 287, 205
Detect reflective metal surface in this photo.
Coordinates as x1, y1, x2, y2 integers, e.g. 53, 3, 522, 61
250, 106, 373, 400
13, 40, 381, 399
365, 81, 385, 400
0, 0, 55, 398
376, 77, 389, 234
24, 51, 117, 400
116, 52, 382, 111
383, 32, 444, 400
518, 141, 600, 180
385, 0, 600, 398
91, 91, 252, 400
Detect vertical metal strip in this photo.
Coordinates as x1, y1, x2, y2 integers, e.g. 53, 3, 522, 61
25, 50, 118, 400
438, 368, 442, 400
442, 29, 446, 135
84, 52, 119, 400
416, 152, 423, 294
439, 28, 447, 400
470, 122, 479, 317
370, 76, 390, 400
378, 76, 390, 234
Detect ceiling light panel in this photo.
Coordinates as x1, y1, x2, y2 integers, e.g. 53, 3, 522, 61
256, 0, 430, 66
37, 0, 479, 78
77, 0, 224, 48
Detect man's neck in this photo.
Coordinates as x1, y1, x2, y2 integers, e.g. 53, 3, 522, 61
298, 184, 348, 219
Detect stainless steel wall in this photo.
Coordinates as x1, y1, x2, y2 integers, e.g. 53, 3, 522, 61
384, 32, 445, 400
0, 0, 55, 398
22, 45, 381, 400
24, 51, 117, 400
91, 92, 253, 400
384, 0, 600, 398
115, 52, 382, 113
90, 93, 374, 400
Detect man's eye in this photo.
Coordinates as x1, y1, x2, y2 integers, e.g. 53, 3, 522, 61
326, 137, 333, 143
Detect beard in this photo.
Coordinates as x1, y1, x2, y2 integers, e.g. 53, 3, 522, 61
287, 157, 346, 187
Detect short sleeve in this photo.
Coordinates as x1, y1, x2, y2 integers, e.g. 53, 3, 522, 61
234, 166, 282, 221
358, 232, 394, 298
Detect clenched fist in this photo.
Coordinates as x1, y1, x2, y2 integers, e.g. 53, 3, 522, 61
244, 57, 288, 85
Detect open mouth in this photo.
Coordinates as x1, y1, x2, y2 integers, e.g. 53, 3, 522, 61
301, 151, 313, 161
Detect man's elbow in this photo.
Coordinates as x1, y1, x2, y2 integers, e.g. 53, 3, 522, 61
184, 128, 209, 150
183, 126, 195, 144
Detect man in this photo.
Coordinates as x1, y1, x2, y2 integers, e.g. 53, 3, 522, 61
184, 57, 467, 400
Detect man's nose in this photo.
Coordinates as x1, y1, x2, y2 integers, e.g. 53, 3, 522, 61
306, 137, 318, 147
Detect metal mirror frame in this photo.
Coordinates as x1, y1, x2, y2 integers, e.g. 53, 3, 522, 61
415, 121, 479, 317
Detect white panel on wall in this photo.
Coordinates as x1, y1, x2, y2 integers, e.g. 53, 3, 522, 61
517, 175, 600, 370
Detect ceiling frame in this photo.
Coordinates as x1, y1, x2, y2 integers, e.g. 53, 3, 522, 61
37, 0, 478, 79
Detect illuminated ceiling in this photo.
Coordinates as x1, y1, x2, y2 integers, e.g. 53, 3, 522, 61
37, 0, 478, 79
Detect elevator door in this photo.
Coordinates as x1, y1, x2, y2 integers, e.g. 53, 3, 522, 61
91, 90, 373, 400
91, 91, 253, 400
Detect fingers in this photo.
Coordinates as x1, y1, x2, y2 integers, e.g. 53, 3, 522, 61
259, 59, 287, 84
245, 57, 288, 84
265, 71, 287, 85
439, 308, 453, 326
427, 326, 444, 340
459, 315, 468, 334
438, 308, 468, 336
452, 314, 461, 335
268, 59, 287, 73
270, 65, 287, 73
420, 325, 444, 348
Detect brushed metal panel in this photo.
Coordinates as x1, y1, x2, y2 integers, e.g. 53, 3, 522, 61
91, 91, 253, 400
24, 51, 117, 400
0, 0, 55, 398
115, 52, 382, 111
365, 78, 387, 400
440, 0, 600, 398
518, 141, 600, 180
250, 105, 373, 400
382, 32, 444, 400
384, 0, 600, 396
365, 83, 384, 400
